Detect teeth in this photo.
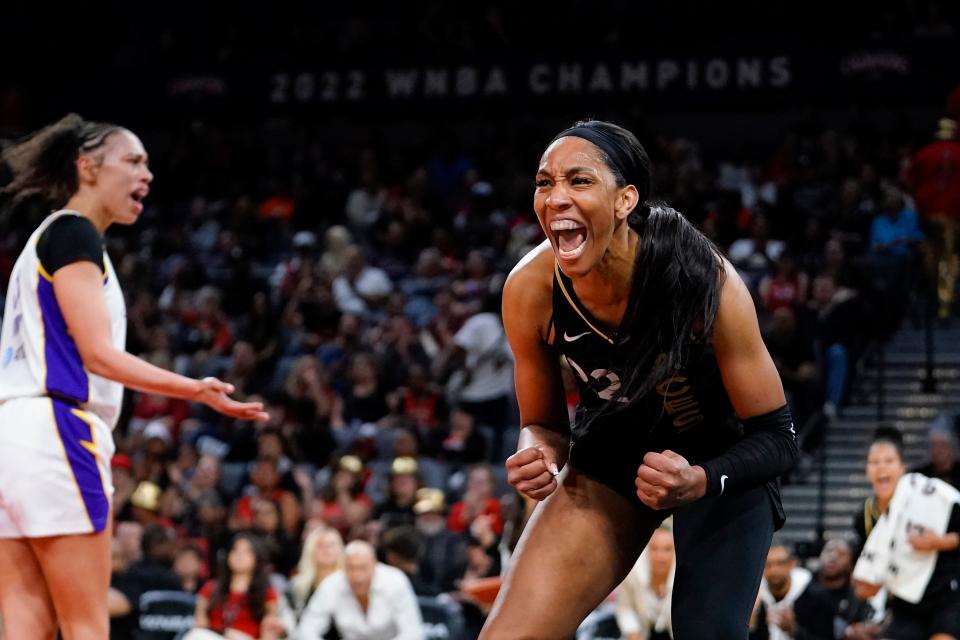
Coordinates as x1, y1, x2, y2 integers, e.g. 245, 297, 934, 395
550, 219, 584, 231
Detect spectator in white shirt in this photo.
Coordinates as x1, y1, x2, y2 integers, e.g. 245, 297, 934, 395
616, 524, 675, 640
728, 214, 786, 291
297, 540, 424, 640
332, 246, 393, 318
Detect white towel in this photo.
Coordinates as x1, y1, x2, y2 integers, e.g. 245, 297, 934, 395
853, 472, 960, 604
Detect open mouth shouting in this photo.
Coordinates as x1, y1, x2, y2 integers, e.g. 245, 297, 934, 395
129, 186, 149, 214
550, 218, 588, 261
873, 473, 895, 496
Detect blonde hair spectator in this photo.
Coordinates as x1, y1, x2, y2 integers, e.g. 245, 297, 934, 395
290, 526, 345, 615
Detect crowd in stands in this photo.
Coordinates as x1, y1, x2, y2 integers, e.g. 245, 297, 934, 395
3, 52, 960, 640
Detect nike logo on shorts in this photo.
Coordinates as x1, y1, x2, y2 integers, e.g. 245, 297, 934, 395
563, 331, 590, 342
720, 475, 729, 495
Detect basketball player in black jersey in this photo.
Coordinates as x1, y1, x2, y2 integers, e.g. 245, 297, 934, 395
479, 121, 799, 639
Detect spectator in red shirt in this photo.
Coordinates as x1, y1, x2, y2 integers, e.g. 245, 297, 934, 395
448, 463, 503, 536
312, 455, 374, 540
193, 534, 283, 639
231, 458, 301, 537
905, 118, 960, 318
758, 251, 809, 315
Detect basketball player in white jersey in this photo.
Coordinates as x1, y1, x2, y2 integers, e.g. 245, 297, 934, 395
0, 114, 268, 640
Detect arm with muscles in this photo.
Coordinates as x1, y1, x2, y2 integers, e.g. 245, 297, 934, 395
636, 264, 798, 509
54, 262, 267, 420
502, 254, 571, 502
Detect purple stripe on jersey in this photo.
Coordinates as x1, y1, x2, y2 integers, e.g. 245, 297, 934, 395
37, 275, 89, 402
51, 399, 109, 532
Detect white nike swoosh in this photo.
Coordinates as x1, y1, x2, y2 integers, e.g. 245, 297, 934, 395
720, 475, 729, 495
563, 331, 591, 342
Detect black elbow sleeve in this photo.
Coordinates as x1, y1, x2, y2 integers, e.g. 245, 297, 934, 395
699, 404, 800, 497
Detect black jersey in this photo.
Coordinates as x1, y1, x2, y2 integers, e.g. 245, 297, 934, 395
549, 261, 742, 469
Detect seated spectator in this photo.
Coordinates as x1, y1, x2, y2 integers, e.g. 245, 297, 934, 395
396, 363, 449, 447
221, 340, 270, 399
126, 481, 172, 528
296, 540, 423, 639
399, 247, 452, 326
801, 274, 861, 419
282, 355, 341, 458
192, 534, 284, 640
435, 406, 488, 469
190, 491, 233, 572
812, 538, 875, 638
414, 489, 467, 595
869, 185, 923, 260
338, 352, 391, 427
448, 463, 503, 536
344, 168, 386, 230
374, 456, 421, 529
758, 252, 809, 315
182, 455, 226, 507
913, 424, 960, 488
376, 315, 431, 389
110, 525, 184, 639
728, 213, 785, 290
817, 238, 860, 290
374, 428, 449, 495
382, 525, 439, 596
249, 497, 299, 576
289, 526, 345, 616
312, 455, 373, 540
177, 285, 233, 362
439, 294, 514, 460
174, 544, 206, 594
332, 245, 393, 318
112, 454, 138, 518
231, 457, 301, 537
615, 523, 675, 640
853, 429, 960, 640
868, 185, 923, 333
750, 543, 836, 639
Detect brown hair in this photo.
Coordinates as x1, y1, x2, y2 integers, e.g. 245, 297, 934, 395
1, 113, 123, 209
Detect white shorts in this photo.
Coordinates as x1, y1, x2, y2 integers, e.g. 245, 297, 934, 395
0, 397, 115, 538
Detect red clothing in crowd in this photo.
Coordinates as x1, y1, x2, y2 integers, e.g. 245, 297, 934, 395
199, 580, 278, 638
447, 497, 504, 535
763, 273, 806, 312
402, 389, 443, 430
906, 140, 960, 219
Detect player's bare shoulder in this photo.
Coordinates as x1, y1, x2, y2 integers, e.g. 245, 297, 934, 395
503, 240, 555, 342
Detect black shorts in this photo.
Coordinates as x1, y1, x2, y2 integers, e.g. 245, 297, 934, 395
568, 420, 787, 529
888, 589, 960, 639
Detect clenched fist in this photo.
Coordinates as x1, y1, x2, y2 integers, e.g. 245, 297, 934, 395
635, 450, 707, 510
506, 446, 560, 501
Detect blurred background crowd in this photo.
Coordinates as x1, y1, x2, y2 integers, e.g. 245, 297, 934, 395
2, 1, 960, 638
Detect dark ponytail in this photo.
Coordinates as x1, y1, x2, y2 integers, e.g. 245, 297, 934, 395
614, 203, 724, 406
1, 113, 123, 210
551, 120, 724, 420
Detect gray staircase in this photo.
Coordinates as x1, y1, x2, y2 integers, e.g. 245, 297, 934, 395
778, 326, 960, 553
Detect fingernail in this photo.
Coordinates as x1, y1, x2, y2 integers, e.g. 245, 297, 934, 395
548, 463, 559, 476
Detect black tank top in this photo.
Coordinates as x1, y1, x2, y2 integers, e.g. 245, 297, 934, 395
550, 262, 741, 463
